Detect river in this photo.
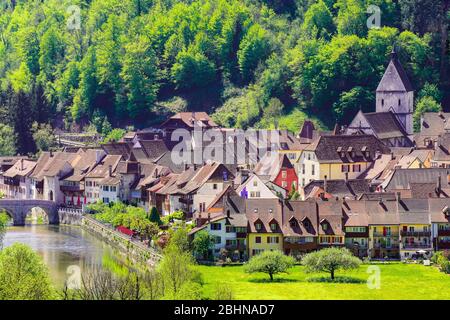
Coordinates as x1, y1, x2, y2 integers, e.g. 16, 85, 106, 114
3, 224, 126, 289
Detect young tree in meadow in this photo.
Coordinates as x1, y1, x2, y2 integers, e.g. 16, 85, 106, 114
0, 243, 54, 299
301, 247, 361, 280
244, 250, 295, 281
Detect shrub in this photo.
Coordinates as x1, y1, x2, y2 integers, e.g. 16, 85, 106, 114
212, 283, 234, 300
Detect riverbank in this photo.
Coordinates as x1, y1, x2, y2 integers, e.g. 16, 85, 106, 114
81, 215, 162, 268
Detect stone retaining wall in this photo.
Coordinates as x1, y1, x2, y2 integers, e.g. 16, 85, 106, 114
81, 215, 162, 267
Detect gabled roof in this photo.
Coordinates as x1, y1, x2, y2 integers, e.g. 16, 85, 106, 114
160, 112, 218, 129
86, 155, 122, 179
304, 134, 390, 163
381, 168, 450, 191
246, 198, 283, 233
3, 159, 36, 178
254, 153, 294, 181
362, 112, 410, 140
303, 179, 371, 200
376, 50, 413, 92
434, 133, 450, 161
316, 200, 344, 235
282, 200, 318, 237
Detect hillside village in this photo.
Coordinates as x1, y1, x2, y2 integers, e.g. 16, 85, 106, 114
1, 52, 450, 262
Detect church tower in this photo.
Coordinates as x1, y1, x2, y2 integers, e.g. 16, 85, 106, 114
376, 48, 414, 136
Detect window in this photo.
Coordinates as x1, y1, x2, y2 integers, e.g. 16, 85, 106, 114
307, 153, 311, 160
255, 223, 262, 231
302, 178, 305, 186
341, 165, 350, 172
282, 181, 287, 188
253, 180, 258, 187
252, 249, 264, 255
210, 223, 221, 230
255, 236, 261, 244
226, 226, 235, 233
302, 164, 305, 175
267, 236, 279, 244
352, 164, 361, 172
270, 223, 277, 231
226, 239, 237, 246
381, 99, 384, 106
102, 197, 110, 203
398, 99, 401, 106
311, 164, 315, 175
214, 236, 221, 244
111, 186, 117, 192
282, 171, 287, 178
254, 191, 260, 198
290, 220, 297, 228
213, 183, 217, 190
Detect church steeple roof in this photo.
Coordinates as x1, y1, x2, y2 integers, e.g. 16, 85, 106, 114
376, 47, 413, 92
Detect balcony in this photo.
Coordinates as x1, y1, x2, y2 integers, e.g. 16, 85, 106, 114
373, 243, 399, 249
400, 231, 431, 237
437, 242, 450, 249
373, 232, 397, 237
225, 244, 246, 251
4, 177, 19, 186
179, 198, 193, 205
401, 243, 432, 249
60, 185, 83, 192
236, 232, 247, 239
438, 229, 450, 236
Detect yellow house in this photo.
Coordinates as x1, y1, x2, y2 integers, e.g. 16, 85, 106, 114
298, 135, 391, 187
369, 224, 400, 259
247, 232, 283, 256
246, 199, 284, 257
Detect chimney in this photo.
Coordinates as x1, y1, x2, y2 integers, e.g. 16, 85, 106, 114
396, 191, 401, 203
323, 175, 328, 193
226, 209, 230, 219
108, 165, 112, 177
20, 159, 24, 171
154, 168, 158, 178
390, 151, 394, 160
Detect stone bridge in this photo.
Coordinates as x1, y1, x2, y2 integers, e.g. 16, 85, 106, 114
0, 199, 59, 226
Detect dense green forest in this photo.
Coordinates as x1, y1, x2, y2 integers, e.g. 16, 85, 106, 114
0, 0, 449, 155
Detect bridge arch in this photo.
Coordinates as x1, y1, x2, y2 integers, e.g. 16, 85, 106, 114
0, 200, 59, 226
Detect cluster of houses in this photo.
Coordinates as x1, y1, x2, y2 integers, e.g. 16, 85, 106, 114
1, 50, 450, 260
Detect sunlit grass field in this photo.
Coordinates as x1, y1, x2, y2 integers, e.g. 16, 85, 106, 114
197, 263, 450, 300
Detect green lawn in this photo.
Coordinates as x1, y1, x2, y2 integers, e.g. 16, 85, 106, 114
196, 263, 450, 300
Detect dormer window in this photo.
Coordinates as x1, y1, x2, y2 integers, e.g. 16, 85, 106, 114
255, 223, 262, 230
289, 218, 297, 228
322, 223, 328, 231
347, 146, 355, 158
270, 223, 277, 231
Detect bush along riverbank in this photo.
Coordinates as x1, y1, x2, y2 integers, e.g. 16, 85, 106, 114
81, 214, 162, 268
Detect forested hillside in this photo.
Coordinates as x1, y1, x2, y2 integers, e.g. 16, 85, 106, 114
0, 0, 449, 155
